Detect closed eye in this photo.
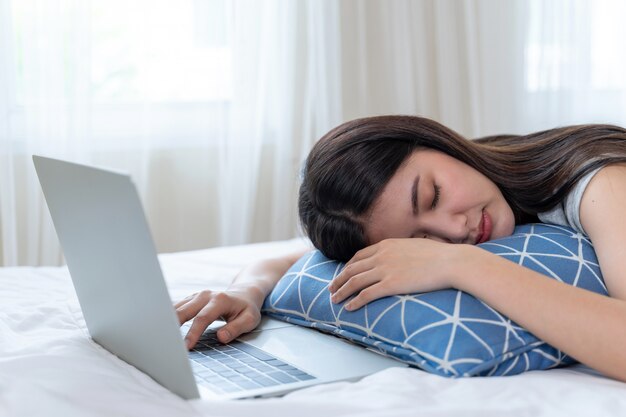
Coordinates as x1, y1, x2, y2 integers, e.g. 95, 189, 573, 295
431, 184, 440, 209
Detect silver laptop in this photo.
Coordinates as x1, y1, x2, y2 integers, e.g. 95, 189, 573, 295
33, 155, 406, 400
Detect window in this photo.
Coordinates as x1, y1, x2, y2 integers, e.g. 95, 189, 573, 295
90, 0, 232, 104
10, 0, 232, 148
524, 0, 626, 92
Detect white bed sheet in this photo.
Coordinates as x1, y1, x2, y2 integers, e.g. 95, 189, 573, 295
1, 238, 626, 417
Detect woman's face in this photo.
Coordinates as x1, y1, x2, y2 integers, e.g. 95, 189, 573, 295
364, 149, 515, 245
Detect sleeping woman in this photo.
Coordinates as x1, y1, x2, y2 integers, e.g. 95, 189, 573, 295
175, 115, 626, 382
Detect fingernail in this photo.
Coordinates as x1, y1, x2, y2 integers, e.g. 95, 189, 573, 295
345, 303, 352, 311
185, 339, 193, 350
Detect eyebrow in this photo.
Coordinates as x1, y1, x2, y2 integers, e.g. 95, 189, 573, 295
411, 175, 420, 215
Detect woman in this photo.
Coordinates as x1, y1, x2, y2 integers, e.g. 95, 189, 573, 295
176, 115, 626, 382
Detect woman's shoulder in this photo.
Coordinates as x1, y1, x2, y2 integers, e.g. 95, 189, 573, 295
581, 162, 626, 198
579, 162, 626, 233
593, 162, 626, 178
537, 163, 626, 234
579, 162, 626, 299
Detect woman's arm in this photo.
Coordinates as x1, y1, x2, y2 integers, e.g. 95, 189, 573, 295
453, 244, 626, 382
457, 162, 626, 380
226, 249, 309, 309
330, 164, 626, 382
421, 165, 626, 382
176, 248, 309, 349
333, 235, 626, 382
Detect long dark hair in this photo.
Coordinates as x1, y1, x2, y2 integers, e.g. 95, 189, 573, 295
298, 115, 626, 261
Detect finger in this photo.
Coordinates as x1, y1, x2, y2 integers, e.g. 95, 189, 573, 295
216, 310, 261, 344
344, 283, 392, 311
175, 291, 213, 325
173, 293, 197, 310
345, 243, 379, 266
329, 257, 375, 294
331, 270, 380, 304
185, 296, 231, 349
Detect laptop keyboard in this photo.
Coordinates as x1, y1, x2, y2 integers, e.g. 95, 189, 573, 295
185, 328, 316, 394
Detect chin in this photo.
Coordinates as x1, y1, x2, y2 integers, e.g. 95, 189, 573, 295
492, 215, 516, 240
503, 224, 516, 238
498, 206, 516, 238
501, 218, 516, 238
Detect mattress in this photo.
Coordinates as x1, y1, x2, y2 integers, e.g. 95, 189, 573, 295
1, 238, 625, 417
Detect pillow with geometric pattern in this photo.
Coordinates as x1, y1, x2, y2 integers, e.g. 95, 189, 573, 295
261, 223, 607, 377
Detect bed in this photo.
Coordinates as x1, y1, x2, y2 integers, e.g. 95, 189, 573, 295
2, 238, 626, 417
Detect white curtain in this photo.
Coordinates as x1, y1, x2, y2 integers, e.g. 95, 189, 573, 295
0, 0, 93, 266
339, 0, 626, 138
2, 0, 626, 266
0, 0, 341, 266
219, 0, 341, 245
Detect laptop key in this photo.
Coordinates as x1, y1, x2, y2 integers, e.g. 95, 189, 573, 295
252, 376, 281, 387
205, 351, 222, 358
267, 371, 297, 384
231, 365, 250, 372
215, 345, 236, 352
233, 342, 275, 361
210, 365, 230, 374
275, 363, 297, 370
195, 369, 215, 378
266, 359, 287, 367
216, 370, 238, 378
199, 333, 220, 343
294, 373, 316, 381
248, 362, 273, 372
241, 371, 264, 379
219, 384, 242, 393
204, 375, 224, 382
234, 380, 262, 390
284, 368, 307, 376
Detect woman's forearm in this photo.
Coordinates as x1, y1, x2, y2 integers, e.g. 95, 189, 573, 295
455, 245, 626, 382
227, 249, 309, 309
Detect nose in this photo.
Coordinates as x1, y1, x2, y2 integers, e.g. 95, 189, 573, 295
426, 212, 469, 244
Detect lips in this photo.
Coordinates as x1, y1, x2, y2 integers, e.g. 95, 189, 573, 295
476, 210, 493, 244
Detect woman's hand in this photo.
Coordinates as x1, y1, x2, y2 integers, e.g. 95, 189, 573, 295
175, 288, 262, 349
328, 238, 472, 311
175, 248, 309, 350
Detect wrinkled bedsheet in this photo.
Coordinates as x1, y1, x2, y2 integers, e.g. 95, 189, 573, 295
1, 238, 626, 417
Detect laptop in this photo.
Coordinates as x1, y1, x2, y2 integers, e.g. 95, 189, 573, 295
32, 155, 406, 400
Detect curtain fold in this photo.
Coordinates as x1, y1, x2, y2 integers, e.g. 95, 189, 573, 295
218, 0, 342, 246
1, 0, 93, 265
0, 0, 15, 265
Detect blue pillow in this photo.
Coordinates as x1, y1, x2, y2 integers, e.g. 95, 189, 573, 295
261, 224, 607, 377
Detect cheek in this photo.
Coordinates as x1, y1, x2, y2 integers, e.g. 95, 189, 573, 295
499, 203, 516, 237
